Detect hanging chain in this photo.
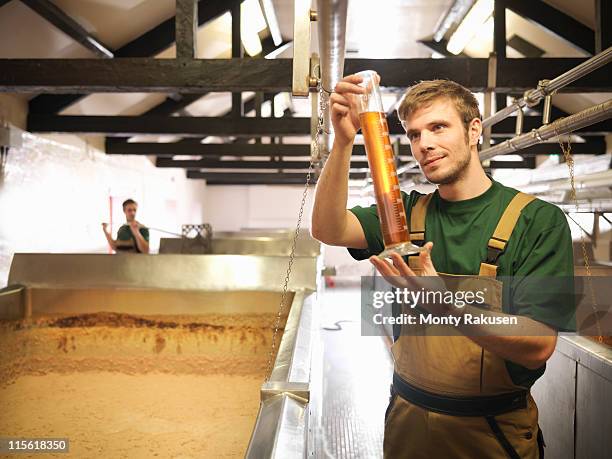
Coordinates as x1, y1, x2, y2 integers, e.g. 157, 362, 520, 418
264, 81, 325, 380
558, 136, 603, 342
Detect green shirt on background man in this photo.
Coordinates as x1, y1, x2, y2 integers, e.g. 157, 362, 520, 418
115, 224, 150, 253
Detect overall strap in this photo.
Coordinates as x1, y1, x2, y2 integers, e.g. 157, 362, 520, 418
479, 192, 536, 277
409, 193, 433, 245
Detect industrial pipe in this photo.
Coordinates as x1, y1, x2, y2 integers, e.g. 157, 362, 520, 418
315, 0, 349, 156
482, 46, 612, 129
480, 99, 612, 161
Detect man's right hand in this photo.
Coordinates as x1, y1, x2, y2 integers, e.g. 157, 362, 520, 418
330, 74, 368, 146
102, 223, 108, 232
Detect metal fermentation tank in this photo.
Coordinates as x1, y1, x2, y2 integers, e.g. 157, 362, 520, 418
0, 238, 320, 458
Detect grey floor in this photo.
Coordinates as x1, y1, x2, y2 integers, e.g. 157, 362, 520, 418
313, 283, 393, 459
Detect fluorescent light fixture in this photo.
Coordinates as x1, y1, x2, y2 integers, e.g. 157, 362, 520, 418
446, 0, 494, 55
241, 0, 267, 56
259, 0, 282, 46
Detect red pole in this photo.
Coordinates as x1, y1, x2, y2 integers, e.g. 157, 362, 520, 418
108, 195, 113, 254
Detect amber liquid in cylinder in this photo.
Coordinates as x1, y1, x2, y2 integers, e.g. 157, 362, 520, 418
359, 111, 410, 247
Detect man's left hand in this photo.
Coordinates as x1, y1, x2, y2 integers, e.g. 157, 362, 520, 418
369, 241, 437, 287
369, 242, 452, 316
129, 221, 140, 234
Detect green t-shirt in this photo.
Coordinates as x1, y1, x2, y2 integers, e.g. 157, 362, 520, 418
116, 224, 150, 253
348, 178, 575, 388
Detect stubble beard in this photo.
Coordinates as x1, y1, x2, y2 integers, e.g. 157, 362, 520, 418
426, 143, 472, 186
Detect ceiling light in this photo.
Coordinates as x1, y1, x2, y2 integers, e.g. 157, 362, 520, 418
241, 0, 267, 56
446, 0, 494, 55
259, 0, 282, 46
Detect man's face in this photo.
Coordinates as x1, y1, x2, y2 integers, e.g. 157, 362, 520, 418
404, 98, 475, 185
123, 204, 137, 222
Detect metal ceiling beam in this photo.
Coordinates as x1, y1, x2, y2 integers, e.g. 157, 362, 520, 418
488, 157, 536, 169
28, 0, 240, 114
105, 91, 280, 148
156, 158, 370, 169
343, 58, 609, 92
30, 113, 610, 137
188, 172, 313, 180
7, 59, 293, 93
186, 171, 368, 183
177, 156, 536, 170
28, 115, 310, 137
505, 0, 595, 54
105, 140, 412, 156
20, 0, 114, 58
107, 141, 309, 156
9, 58, 610, 94
197, 178, 312, 185
203, 180, 312, 185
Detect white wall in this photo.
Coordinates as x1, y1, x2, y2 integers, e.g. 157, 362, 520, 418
0, 130, 206, 285
203, 184, 368, 273
203, 185, 315, 231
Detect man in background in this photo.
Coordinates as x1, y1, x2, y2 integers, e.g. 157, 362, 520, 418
102, 199, 150, 253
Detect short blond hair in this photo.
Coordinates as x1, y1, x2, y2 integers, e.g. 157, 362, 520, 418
397, 80, 481, 133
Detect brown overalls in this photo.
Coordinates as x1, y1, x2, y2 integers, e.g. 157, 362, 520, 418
384, 192, 546, 458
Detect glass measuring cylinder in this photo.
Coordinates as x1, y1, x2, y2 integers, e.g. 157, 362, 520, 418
356, 70, 425, 258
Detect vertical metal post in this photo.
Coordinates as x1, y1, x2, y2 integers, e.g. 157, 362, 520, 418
292, 0, 313, 97
592, 212, 600, 248
175, 0, 197, 59
255, 92, 263, 144
542, 94, 553, 125
515, 101, 524, 135
483, 53, 497, 150
493, 0, 506, 111
595, 0, 611, 54
231, 2, 243, 118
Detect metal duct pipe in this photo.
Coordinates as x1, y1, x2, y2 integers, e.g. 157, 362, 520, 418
316, 0, 349, 156
433, 0, 475, 43
482, 46, 612, 129
519, 169, 612, 194
480, 99, 612, 161
557, 200, 612, 213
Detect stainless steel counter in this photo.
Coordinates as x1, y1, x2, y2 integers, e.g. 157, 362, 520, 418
532, 335, 612, 459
